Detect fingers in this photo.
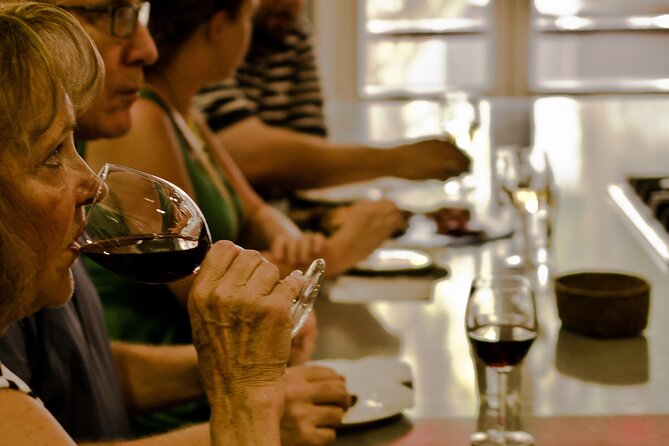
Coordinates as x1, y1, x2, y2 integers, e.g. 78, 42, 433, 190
299, 232, 325, 263
272, 233, 326, 266
272, 270, 305, 304
308, 379, 351, 409
225, 248, 266, 288
242, 255, 281, 296
286, 365, 351, 409
193, 240, 240, 286
313, 406, 347, 428
271, 234, 289, 263
294, 364, 345, 382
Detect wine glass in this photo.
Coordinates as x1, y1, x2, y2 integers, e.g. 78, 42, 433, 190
466, 275, 537, 446
497, 146, 555, 267
441, 92, 481, 195
77, 163, 325, 338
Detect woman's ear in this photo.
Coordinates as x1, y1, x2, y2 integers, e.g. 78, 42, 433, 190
205, 10, 229, 43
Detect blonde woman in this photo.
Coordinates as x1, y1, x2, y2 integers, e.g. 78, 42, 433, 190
0, 3, 300, 444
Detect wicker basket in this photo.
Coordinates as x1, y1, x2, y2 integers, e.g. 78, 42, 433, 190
554, 271, 650, 337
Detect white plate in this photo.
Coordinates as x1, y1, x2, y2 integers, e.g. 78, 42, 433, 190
295, 177, 416, 204
386, 179, 471, 214
355, 248, 433, 273
309, 358, 414, 426
390, 209, 515, 248
342, 376, 413, 426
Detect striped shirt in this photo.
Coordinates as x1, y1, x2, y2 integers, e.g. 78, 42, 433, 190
196, 18, 327, 137
0, 360, 42, 405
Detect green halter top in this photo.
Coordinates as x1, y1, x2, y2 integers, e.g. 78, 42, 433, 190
139, 86, 244, 243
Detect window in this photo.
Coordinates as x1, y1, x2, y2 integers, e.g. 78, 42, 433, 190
359, 0, 493, 98
530, 0, 669, 93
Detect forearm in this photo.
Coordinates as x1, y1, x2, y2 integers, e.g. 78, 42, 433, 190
243, 203, 301, 250
79, 424, 210, 446
209, 388, 283, 446
217, 118, 402, 193
80, 407, 281, 446
110, 341, 202, 414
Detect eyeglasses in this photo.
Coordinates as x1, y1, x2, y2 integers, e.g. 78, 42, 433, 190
60, 2, 150, 38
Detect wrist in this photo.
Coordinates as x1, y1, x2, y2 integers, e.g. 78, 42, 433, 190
210, 386, 285, 445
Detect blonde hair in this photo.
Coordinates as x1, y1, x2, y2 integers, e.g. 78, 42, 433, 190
0, 1, 103, 314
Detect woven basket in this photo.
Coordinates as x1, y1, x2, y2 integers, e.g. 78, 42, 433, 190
554, 271, 650, 337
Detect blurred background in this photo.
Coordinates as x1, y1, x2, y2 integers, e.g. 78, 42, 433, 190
307, 0, 669, 100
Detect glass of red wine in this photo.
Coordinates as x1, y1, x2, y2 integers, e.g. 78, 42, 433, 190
78, 163, 325, 338
466, 275, 537, 446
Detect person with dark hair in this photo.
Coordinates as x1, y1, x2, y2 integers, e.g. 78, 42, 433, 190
0, 2, 301, 445
84, 0, 397, 442
195, 0, 471, 199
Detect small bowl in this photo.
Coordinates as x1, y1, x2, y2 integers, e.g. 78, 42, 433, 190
554, 271, 650, 337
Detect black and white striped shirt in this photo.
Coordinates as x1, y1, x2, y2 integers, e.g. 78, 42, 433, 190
196, 18, 327, 137
0, 360, 41, 404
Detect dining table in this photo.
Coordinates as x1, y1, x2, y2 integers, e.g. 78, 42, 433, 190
301, 93, 669, 445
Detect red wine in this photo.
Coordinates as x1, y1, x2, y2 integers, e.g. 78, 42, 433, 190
468, 324, 536, 369
80, 234, 210, 284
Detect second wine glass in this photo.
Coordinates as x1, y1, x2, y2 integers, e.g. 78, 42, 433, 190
78, 163, 324, 338
466, 275, 537, 446
497, 146, 555, 267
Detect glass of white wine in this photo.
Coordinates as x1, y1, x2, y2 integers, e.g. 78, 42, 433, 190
497, 146, 556, 267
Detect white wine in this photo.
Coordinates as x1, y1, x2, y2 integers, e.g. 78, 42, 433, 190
504, 187, 551, 215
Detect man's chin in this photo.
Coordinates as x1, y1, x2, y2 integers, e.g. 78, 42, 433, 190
76, 112, 133, 140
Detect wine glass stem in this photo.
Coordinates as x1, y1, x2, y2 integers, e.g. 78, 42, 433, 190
496, 370, 508, 435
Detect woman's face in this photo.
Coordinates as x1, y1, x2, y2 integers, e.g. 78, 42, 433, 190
219, 0, 259, 77
0, 98, 100, 317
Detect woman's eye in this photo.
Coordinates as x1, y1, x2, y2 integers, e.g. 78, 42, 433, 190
44, 144, 64, 167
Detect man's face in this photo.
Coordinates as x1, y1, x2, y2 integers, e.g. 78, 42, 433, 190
59, 0, 158, 140
254, 0, 305, 42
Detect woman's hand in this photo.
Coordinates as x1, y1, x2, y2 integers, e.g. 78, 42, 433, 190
270, 231, 326, 266
279, 364, 351, 446
187, 240, 305, 445
323, 199, 408, 275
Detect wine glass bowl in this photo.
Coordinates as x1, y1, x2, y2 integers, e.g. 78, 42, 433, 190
466, 275, 537, 445
79, 163, 212, 284
78, 163, 325, 338
496, 146, 556, 267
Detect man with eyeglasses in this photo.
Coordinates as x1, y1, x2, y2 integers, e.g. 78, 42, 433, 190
0, 1, 347, 445
58, 0, 156, 140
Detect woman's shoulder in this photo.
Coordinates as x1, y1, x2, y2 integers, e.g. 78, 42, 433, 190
0, 360, 42, 404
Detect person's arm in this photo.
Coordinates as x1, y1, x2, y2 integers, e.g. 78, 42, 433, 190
0, 389, 212, 446
0, 390, 77, 445
199, 116, 408, 276
189, 241, 300, 446
110, 342, 201, 414
215, 116, 471, 195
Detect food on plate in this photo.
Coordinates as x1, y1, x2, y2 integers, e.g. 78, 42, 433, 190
426, 207, 484, 237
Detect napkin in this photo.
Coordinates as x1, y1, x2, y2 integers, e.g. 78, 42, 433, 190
329, 267, 447, 303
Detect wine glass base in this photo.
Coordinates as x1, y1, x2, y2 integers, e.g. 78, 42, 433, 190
471, 429, 535, 445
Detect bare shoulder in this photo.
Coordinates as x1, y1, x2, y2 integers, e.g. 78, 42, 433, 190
0, 389, 75, 445
87, 97, 188, 185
